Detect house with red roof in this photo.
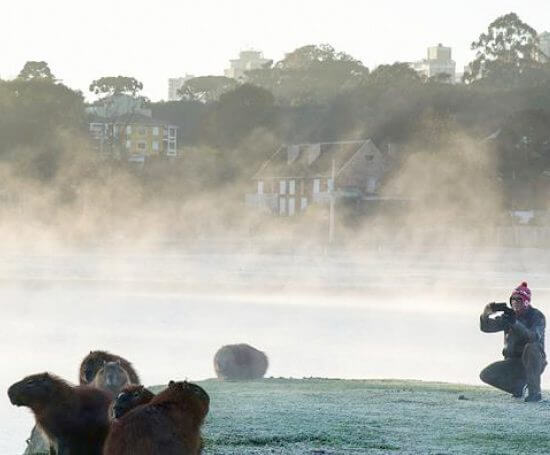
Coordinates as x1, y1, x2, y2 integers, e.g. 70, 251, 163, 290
245, 139, 388, 216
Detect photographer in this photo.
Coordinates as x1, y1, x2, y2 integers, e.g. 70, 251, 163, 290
480, 282, 546, 402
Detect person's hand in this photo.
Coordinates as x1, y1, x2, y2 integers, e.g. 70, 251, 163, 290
489, 302, 508, 313
502, 310, 516, 327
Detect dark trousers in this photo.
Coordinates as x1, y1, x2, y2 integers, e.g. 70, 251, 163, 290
480, 343, 546, 396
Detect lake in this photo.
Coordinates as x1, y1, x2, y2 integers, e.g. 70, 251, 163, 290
1, 248, 549, 453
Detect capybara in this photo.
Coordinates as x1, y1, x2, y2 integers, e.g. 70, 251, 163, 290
103, 380, 210, 455
110, 384, 155, 420
92, 360, 132, 398
8, 372, 111, 455
79, 350, 140, 385
214, 343, 268, 380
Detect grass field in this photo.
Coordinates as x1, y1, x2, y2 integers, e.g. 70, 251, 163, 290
24, 378, 550, 455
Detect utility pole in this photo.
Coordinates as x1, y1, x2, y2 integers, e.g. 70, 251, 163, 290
328, 158, 335, 246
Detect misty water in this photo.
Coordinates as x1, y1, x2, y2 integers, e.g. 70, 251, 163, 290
2, 248, 550, 453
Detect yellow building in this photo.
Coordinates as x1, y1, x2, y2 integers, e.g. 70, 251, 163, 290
89, 113, 178, 160
117, 113, 177, 158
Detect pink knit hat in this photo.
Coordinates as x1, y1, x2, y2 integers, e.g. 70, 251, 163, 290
511, 281, 531, 306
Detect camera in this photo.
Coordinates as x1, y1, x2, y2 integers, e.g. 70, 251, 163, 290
491, 302, 509, 312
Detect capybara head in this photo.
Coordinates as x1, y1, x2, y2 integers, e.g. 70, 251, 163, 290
94, 361, 130, 396
80, 350, 140, 386
111, 385, 154, 419
167, 381, 210, 419
80, 351, 105, 384
8, 373, 64, 408
81, 351, 105, 383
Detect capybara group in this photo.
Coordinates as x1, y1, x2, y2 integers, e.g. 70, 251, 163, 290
110, 384, 155, 419
103, 380, 210, 455
92, 360, 132, 398
8, 372, 111, 455
80, 350, 140, 385
214, 343, 269, 380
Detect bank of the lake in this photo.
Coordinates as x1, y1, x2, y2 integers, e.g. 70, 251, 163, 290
23, 378, 550, 455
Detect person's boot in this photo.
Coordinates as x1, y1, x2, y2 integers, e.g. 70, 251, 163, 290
524, 392, 542, 402
525, 376, 542, 402
511, 384, 526, 398
522, 343, 545, 402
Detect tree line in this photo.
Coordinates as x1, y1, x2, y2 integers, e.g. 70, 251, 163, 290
0, 12, 549, 211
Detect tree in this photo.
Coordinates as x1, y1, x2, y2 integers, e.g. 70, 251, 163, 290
497, 109, 550, 179
178, 76, 238, 102
17, 61, 55, 81
89, 76, 143, 97
366, 62, 422, 87
465, 13, 542, 85
201, 84, 278, 149
0, 78, 87, 181
246, 44, 369, 105
275, 44, 361, 70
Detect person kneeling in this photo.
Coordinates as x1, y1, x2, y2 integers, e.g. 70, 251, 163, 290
480, 282, 546, 402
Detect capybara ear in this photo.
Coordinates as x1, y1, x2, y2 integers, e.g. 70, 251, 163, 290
168, 380, 175, 386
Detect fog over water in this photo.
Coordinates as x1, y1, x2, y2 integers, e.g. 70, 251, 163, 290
2, 248, 549, 453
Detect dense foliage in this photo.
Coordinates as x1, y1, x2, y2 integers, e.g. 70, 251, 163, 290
1, 13, 550, 223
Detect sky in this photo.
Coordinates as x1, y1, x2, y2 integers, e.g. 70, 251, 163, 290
1, 1, 548, 101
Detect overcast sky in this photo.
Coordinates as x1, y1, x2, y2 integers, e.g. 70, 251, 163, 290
1, 1, 548, 101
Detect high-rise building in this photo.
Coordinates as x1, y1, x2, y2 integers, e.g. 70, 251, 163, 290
224, 50, 271, 80
410, 44, 456, 82
168, 74, 194, 101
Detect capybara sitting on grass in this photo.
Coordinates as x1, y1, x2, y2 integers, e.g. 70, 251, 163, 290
110, 384, 155, 419
103, 380, 210, 455
214, 343, 268, 380
8, 372, 111, 455
79, 350, 140, 385
92, 360, 132, 398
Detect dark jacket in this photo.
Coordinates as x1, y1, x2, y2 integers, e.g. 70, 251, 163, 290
480, 304, 546, 358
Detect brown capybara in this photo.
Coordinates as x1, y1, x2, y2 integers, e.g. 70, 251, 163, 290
79, 350, 140, 385
110, 384, 155, 420
103, 380, 210, 455
8, 372, 111, 455
92, 360, 132, 398
214, 343, 268, 380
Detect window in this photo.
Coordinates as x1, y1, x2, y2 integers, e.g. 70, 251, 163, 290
153, 127, 160, 136
169, 142, 176, 150
367, 177, 377, 192
288, 197, 295, 216
258, 181, 264, 195
279, 197, 286, 215
301, 197, 308, 210
313, 179, 320, 193
126, 125, 132, 134
169, 127, 176, 138
152, 141, 159, 151
137, 141, 147, 151
126, 140, 131, 149
279, 180, 286, 195
327, 178, 334, 192
289, 179, 295, 195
